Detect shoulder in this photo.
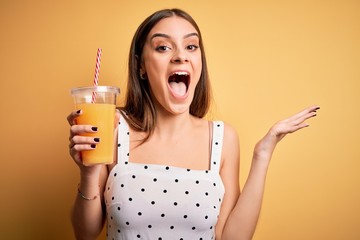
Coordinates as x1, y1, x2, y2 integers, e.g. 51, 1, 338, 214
220, 122, 240, 168
222, 122, 240, 152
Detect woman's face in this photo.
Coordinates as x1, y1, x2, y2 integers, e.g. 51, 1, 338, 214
141, 16, 202, 115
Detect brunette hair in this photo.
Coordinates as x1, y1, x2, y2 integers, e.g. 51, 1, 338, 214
122, 8, 212, 138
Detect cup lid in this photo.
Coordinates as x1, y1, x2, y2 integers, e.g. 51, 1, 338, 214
70, 86, 120, 95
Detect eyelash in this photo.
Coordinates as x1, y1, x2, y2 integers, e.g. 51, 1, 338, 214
155, 45, 171, 52
155, 44, 199, 52
187, 44, 199, 51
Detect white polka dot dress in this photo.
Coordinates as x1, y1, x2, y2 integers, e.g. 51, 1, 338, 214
104, 115, 225, 240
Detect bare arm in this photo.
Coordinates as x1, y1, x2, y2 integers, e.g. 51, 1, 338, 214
221, 105, 320, 240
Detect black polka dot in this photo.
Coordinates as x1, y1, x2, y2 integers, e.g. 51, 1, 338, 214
174, 202, 178, 206
185, 191, 189, 194
184, 215, 188, 218
132, 175, 136, 179
144, 165, 148, 169
127, 132, 129, 135
165, 166, 170, 170
151, 201, 155, 205
126, 222, 130, 225
187, 169, 191, 172
175, 179, 179, 183
117, 229, 120, 233
205, 215, 208, 219
170, 226, 174, 229
112, 196, 115, 200
141, 188, 145, 192
213, 183, 216, 186
114, 173, 117, 177
121, 184, 124, 187
163, 189, 167, 193
148, 225, 152, 228
205, 192, 209, 196
117, 207, 121, 211
138, 212, 142, 216
153, 178, 157, 182
125, 161, 128, 164
129, 198, 133, 201
118, 143, 121, 147
137, 234, 141, 238
195, 180, 199, 184
196, 203, 200, 207
161, 213, 165, 217
127, 153, 129, 156
217, 124, 220, 127
192, 226, 196, 230
215, 142, 218, 145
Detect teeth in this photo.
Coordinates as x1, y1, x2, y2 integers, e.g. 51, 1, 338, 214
173, 71, 189, 76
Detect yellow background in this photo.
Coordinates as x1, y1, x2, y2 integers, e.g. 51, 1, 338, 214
1, 0, 359, 239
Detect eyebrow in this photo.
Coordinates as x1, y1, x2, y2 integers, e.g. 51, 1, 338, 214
150, 32, 199, 41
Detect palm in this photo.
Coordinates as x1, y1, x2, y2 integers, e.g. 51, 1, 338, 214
254, 105, 320, 160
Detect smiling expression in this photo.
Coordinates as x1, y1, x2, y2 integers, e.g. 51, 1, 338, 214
141, 16, 202, 115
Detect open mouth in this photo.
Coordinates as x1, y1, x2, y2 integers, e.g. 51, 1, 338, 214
168, 72, 190, 97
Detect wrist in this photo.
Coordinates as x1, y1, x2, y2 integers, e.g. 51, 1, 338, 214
77, 183, 100, 201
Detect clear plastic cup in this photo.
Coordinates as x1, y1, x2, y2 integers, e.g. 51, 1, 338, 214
70, 86, 120, 165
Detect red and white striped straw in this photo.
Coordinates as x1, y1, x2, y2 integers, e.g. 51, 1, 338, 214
91, 48, 102, 103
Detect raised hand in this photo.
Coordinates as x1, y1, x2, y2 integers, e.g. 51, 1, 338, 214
254, 105, 320, 163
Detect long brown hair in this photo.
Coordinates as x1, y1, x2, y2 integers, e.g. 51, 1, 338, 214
122, 8, 212, 139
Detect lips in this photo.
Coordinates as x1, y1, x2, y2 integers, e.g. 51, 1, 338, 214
168, 71, 190, 97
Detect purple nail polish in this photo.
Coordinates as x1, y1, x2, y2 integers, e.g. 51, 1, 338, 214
94, 138, 100, 142
90, 144, 96, 149
91, 127, 98, 132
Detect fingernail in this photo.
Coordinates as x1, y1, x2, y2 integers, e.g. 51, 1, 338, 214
76, 109, 81, 114
91, 127, 98, 132
94, 138, 100, 142
90, 144, 96, 149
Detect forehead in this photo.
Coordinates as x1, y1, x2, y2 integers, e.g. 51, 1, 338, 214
148, 16, 198, 39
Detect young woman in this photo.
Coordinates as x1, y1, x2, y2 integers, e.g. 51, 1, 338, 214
67, 8, 319, 240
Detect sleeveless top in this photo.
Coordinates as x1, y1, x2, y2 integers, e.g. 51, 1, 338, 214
104, 115, 225, 240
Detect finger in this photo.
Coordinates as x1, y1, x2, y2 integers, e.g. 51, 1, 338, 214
67, 110, 82, 126
69, 144, 96, 164
71, 143, 97, 152
291, 111, 317, 126
287, 122, 310, 133
287, 105, 320, 122
69, 135, 100, 148
69, 125, 98, 140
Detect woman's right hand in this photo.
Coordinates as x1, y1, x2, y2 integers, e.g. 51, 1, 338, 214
67, 109, 103, 176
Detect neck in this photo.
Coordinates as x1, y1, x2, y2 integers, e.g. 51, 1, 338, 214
153, 109, 194, 141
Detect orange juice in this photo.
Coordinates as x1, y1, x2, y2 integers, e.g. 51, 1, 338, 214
76, 103, 116, 165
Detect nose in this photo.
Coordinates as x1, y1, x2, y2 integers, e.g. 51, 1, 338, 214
171, 48, 189, 63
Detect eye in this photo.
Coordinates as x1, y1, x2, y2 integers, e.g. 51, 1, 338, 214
186, 44, 199, 51
155, 45, 171, 52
